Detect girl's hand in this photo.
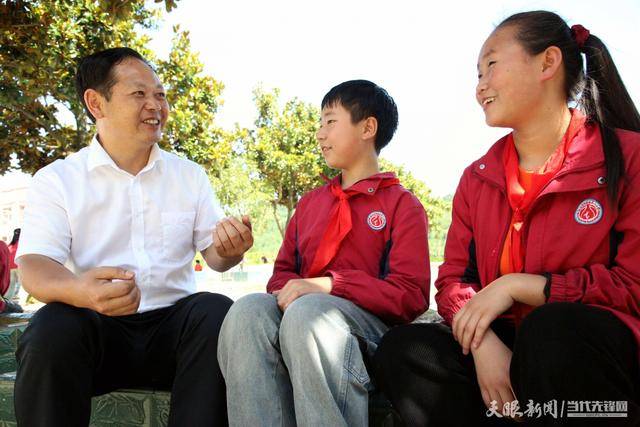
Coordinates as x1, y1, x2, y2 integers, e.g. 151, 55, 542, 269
452, 276, 514, 354
472, 329, 516, 415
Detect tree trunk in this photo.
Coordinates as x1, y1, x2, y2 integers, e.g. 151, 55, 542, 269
272, 200, 285, 239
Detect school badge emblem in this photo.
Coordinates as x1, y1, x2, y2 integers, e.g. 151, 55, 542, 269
574, 198, 603, 225
367, 211, 386, 231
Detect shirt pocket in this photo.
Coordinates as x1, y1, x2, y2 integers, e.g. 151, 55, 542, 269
161, 211, 196, 263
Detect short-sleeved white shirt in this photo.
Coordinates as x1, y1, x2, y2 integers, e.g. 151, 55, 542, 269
16, 136, 224, 312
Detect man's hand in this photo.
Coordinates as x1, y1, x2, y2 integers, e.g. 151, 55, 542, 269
272, 277, 333, 311
213, 215, 253, 258
75, 267, 140, 316
472, 329, 516, 415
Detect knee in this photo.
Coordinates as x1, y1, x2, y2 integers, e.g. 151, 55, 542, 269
223, 293, 277, 328
278, 295, 356, 362
374, 325, 415, 372
375, 323, 450, 379
514, 303, 594, 375
188, 292, 233, 331
279, 294, 347, 345
281, 293, 342, 324
217, 293, 281, 369
518, 302, 582, 347
18, 302, 98, 357
375, 327, 408, 369
219, 293, 279, 343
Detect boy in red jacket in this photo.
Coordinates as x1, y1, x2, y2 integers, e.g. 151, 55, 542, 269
218, 80, 430, 426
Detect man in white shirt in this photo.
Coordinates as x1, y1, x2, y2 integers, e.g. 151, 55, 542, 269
14, 47, 251, 427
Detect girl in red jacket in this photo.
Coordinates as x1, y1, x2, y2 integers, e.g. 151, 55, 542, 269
375, 10, 640, 426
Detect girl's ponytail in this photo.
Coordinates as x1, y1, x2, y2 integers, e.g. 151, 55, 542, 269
580, 32, 640, 201
498, 12, 640, 202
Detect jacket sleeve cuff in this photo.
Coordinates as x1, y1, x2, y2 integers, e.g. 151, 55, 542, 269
326, 270, 347, 298
439, 296, 474, 326
542, 273, 552, 302
546, 272, 582, 303
266, 272, 302, 293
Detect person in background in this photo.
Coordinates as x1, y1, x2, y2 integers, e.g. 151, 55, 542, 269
6, 228, 22, 304
0, 231, 23, 314
0, 241, 9, 309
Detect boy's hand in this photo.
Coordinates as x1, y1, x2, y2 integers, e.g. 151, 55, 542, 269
213, 215, 253, 258
75, 267, 140, 316
273, 277, 333, 311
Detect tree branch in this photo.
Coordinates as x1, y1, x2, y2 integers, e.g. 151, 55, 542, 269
3, 104, 57, 131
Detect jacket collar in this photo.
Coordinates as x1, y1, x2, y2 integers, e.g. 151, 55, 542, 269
325, 171, 398, 195
473, 121, 605, 194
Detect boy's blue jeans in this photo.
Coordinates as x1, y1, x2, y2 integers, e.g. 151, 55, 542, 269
217, 292, 389, 427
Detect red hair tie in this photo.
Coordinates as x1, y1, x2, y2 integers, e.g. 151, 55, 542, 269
571, 24, 590, 50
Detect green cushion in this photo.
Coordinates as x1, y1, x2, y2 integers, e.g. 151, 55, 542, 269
0, 315, 30, 375
0, 372, 172, 427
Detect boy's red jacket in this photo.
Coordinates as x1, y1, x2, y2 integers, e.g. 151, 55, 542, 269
436, 122, 640, 358
267, 172, 430, 325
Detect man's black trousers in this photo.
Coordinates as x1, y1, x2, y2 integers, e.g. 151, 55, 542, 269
14, 292, 233, 427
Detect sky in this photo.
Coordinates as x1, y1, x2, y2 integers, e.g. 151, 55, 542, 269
143, 0, 640, 196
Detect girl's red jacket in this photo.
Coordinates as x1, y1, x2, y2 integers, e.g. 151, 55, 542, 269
436, 123, 640, 358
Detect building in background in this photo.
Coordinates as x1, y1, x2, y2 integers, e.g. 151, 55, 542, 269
0, 172, 30, 242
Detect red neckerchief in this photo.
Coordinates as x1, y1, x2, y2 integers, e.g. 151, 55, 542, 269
306, 174, 400, 278
502, 110, 586, 272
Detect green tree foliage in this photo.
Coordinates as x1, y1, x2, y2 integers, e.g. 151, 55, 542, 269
378, 159, 451, 237
210, 152, 278, 264
0, 0, 227, 174
208, 126, 287, 263
156, 27, 230, 172
2, 1, 451, 262
1, 1, 154, 173
211, 127, 270, 219
379, 159, 452, 260
245, 87, 332, 237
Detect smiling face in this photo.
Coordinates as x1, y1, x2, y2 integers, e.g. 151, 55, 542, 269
476, 25, 545, 128
94, 58, 169, 149
316, 103, 370, 170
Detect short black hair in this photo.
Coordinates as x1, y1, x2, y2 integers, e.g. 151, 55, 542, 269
321, 80, 398, 153
75, 47, 150, 122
